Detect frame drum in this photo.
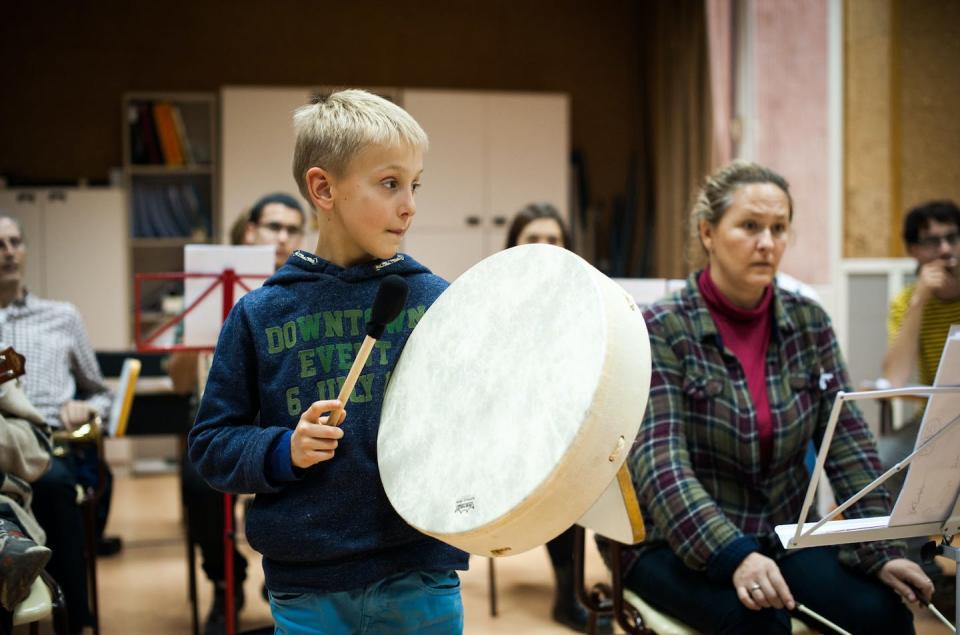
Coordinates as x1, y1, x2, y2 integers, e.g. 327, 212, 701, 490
378, 245, 651, 556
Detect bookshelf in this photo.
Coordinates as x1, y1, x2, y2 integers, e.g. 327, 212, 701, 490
122, 91, 218, 336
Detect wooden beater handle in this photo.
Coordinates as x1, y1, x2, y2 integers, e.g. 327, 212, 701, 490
328, 335, 377, 426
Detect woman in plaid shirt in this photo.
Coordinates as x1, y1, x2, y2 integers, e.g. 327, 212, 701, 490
624, 162, 933, 634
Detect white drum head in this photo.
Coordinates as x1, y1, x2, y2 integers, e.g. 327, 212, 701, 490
378, 245, 650, 556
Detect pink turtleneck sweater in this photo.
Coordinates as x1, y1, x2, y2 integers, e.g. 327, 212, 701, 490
698, 268, 775, 465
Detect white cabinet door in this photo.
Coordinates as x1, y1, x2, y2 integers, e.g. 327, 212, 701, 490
0, 188, 128, 349
403, 90, 487, 231
43, 189, 129, 349
403, 90, 569, 279
487, 92, 569, 226
221, 86, 314, 243
403, 90, 488, 281
0, 189, 46, 296
402, 228, 485, 283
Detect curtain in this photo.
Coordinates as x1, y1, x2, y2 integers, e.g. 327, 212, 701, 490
632, 0, 715, 279
707, 0, 735, 168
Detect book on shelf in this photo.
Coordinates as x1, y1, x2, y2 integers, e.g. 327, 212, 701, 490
127, 104, 148, 165
130, 102, 164, 165
169, 105, 196, 165
127, 99, 209, 167
152, 102, 185, 167
131, 182, 210, 240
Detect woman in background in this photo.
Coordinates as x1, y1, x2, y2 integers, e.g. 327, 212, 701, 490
504, 202, 603, 633
505, 202, 570, 250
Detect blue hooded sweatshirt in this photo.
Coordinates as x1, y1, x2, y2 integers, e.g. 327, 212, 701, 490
188, 250, 469, 594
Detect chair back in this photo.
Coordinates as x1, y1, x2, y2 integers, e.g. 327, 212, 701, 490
108, 358, 141, 438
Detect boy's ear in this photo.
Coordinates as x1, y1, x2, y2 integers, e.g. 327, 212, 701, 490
305, 167, 335, 212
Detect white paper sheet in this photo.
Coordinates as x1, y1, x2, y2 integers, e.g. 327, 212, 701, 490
182, 245, 274, 347
889, 325, 960, 527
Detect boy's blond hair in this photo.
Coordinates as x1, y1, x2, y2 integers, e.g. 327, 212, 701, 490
292, 90, 428, 204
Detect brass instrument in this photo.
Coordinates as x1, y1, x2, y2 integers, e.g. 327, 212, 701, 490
52, 415, 103, 457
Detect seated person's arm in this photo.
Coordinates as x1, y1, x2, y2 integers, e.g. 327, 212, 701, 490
881, 289, 921, 386
881, 265, 944, 387
0, 414, 50, 483
0, 377, 51, 482
166, 351, 200, 395
65, 308, 112, 429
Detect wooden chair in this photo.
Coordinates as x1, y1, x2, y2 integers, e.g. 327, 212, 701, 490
53, 357, 141, 635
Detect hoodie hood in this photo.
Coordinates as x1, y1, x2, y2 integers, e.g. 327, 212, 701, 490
265, 250, 433, 286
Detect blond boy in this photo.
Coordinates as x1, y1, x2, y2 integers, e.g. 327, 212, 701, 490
189, 90, 468, 635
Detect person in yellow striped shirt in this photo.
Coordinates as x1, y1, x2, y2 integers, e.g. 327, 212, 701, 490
880, 199, 959, 618
883, 200, 960, 386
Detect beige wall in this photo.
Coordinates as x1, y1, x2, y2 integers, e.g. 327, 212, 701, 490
844, 0, 960, 258
751, 0, 831, 285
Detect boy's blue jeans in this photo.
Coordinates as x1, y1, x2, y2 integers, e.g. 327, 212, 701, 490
268, 569, 463, 635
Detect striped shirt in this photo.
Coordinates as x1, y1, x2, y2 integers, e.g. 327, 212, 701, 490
618, 273, 901, 578
0, 292, 111, 430
887, 285, 960, 385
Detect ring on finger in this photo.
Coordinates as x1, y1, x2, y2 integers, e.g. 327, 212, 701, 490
749, 582, 762, 593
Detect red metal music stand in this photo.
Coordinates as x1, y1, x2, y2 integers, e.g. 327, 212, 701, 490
135, 269, 267, 635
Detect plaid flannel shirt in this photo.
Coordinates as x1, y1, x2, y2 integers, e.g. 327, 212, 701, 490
0, 292, 111, 430
621, 273, 902, 579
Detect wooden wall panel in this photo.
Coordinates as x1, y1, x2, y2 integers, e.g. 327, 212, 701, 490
897, 0, 960, 236
844, 0, 894, 258
0, 1, 642, 220
844, 0, 960, 258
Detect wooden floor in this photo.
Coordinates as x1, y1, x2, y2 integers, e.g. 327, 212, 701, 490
25, 472, 952, 634
90, 472, 612, 634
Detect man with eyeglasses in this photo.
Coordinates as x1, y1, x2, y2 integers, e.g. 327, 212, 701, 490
883, 200, 960, 387
880, 199, 959, 618
242, 193, 306, 270
174, 192, 305, 634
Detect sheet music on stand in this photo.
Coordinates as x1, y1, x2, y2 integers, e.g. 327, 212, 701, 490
890, 326, 960, 530
182, 245, 274, 346
776, 325, 960, 632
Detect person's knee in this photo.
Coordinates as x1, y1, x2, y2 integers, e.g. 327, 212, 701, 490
845, 591, 913, 635
32, 458, 78, 501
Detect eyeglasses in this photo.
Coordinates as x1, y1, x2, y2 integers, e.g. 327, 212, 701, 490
257, 222, 304, 237
916, 232, 959, 250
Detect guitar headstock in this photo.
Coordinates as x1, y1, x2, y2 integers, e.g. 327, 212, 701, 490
0, 347, 26, 384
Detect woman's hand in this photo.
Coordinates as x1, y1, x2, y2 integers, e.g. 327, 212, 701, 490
732, 552, 796, 611
290, 400, 345, 468
878, 558, 934, 604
